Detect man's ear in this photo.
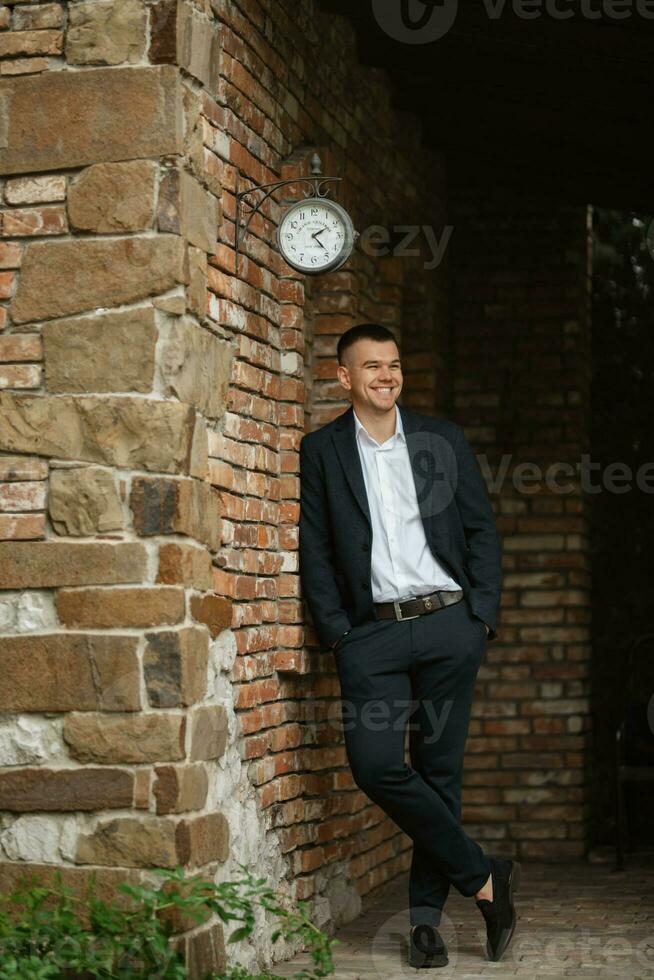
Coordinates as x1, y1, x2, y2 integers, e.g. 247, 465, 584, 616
336, 364, 352, 391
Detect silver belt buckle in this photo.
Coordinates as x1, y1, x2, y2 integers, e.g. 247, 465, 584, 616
393, 599, 420, 621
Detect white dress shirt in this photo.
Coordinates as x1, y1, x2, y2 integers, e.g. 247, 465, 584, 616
353, 403, 462, 602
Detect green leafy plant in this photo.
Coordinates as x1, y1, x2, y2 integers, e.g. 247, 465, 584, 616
0, 863, 338, 980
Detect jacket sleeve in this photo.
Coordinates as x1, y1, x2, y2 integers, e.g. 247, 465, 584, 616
452, 424, 503, 640
299, 436, 353, 648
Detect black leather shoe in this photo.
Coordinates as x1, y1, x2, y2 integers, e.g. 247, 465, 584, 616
475, 857, 521, 961
408, 922, 448, 968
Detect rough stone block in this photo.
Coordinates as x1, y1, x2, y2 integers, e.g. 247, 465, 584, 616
188, 704, 228, 762
66, 0, 147, 66
153, 293, 186, 315
63, 712, 186, 763
183, 922, 227, 979
43, 308, 158, 394
176, 811, 229, 866
156, 542, 213, 590
189, 593, 231, 638
0, 864, 145, 928
149, 0, 176, 64
55, 586, 185, 629
12, 4, 64, 31
187, 245, 208, 317
0, 394, 196, 474
134, 768, 151, 809
49, 466, 124, 536
75, 817, 183, 868
161, 317, 231, 418
130, 476, 222, 550
0, 767, 133, 811
144, 627, 209, 707
158, 870, 219, 934
0, 718, 55, 769
0, 633, 141, 712
0, 66, 182, 176
158, 167, 219, 253
0, 541, 146, 589
0, 57, 49, 77
68, 161, 157, 233
10, 235, 187, 323
189, 413, 209, 480
176, 0, 221, 96
150, 0, 221, 98
153, 763, 209, 814
0, 29, 62, 58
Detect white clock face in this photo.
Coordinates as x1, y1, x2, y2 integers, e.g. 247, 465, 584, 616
277, 198, 355, 274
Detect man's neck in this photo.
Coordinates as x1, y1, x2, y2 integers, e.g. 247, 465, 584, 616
353, 403, 398, 445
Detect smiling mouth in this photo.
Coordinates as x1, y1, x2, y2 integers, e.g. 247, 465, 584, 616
373, 387, 395, 392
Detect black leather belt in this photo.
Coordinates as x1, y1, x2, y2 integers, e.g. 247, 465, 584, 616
374, 589, 464, 621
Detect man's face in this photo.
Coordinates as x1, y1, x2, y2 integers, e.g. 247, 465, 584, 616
337, 338, 403, 414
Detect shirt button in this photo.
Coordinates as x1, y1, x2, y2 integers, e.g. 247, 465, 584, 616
361, 542, 370, 551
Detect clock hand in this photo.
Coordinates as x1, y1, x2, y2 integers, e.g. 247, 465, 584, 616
311, 230, 327, 251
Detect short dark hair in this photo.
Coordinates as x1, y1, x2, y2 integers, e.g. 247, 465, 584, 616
336, 323, 399, 366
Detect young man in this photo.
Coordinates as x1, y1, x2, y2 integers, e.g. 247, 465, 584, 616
298, 323, 520, 967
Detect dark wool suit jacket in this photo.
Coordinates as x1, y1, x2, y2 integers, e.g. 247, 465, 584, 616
299, 402, 502, 649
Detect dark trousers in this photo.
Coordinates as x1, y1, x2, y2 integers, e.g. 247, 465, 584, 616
333, 595, 491, 926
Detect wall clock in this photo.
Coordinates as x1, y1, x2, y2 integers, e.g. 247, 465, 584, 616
235, 153, 358, 276
276, 197, 357, 275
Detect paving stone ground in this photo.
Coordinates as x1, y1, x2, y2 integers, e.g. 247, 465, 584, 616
271, 854, 654, 979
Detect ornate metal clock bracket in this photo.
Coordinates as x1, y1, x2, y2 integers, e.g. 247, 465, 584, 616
234, 152, 342, 273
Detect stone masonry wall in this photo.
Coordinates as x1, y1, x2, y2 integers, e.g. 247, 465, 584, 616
448, 186, 593, 861
0, 2, 237, 974
0, 0, 448, 975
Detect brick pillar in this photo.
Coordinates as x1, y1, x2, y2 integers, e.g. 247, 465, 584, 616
448, 188, 593, 859
0, 2, 230, 973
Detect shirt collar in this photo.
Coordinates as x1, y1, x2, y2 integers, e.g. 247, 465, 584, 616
353, 403, 404, 445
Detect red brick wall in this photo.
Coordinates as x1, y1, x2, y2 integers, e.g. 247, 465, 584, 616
201, 0, 449, 905
448, 186, 593, 859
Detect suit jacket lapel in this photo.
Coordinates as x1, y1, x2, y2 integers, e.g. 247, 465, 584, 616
331, 405, 372, 528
